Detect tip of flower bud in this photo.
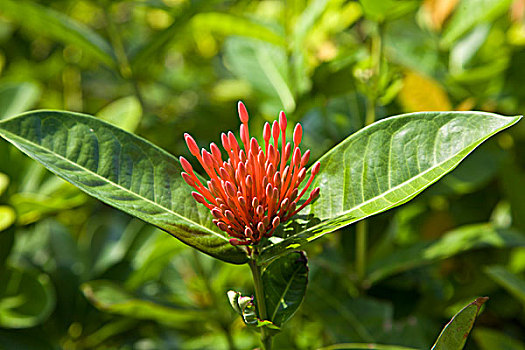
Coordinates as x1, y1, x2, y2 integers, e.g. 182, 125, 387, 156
263, 122, 271, 142
211, 208, 223, 219
238, 101, 249, 124
293, 123, 303, 145
202, 149, 214, 169
279, 111, 287, 130
311, 187, 320, 198
301, 150, 310, 167
179, 156, 193, 173
225, 181, 236, 197
181, 172, 195, 187
191, 191, 206, 204
292, 147, 301, 165
184, 133, 200, 156
257, 222, 265, 234
221, 133, 230, 150
312, 161, 321, 175
272, 121, 280, 140
272, 216, 280, 228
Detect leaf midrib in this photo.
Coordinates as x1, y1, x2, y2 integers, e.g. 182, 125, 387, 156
0, 128, 228, 242
269, 263, 304, 321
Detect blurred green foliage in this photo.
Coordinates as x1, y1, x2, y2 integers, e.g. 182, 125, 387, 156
0, 0, 525, 349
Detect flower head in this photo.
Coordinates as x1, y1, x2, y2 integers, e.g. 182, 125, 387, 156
181, 102, 320, 247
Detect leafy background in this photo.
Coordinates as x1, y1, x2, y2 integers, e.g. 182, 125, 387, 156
0, 0, 525, 349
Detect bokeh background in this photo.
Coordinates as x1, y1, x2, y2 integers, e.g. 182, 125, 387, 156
1, 0, 525, 349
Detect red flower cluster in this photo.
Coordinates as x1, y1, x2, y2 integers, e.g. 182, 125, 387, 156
180, 102, 320, 247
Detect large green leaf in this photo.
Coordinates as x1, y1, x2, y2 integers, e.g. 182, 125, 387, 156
431, 297, 488, 350
0, 111, 248, 264
262, 251, 308, 327
0, 0, 116, 66
260, 112, 521, 262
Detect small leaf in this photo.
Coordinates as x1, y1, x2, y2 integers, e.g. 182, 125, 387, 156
262, 251, 308, 326
96, 96, 142, 133
0, 265, 56, 328
260, 112, 521, 262
0, 111, 248, 264
0, 82, 40, 120
226, 290, 280, 332
431, 297, 488, 350
485, 265, 525, 306
81, 281, 206, 326
473, 327, 525, 350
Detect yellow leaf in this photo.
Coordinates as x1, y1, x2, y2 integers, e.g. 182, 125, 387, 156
398, 70, 452, 112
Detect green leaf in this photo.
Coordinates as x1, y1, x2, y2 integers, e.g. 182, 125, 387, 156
81, 280, 206, 327
191, 13, 285, 46
0, 82, 40, 120
224, 37, 295, 112
0, 206, 16, 232
485, 265, 525, 306
473, 327, 525, 350
96, 96, 142, 133
0, 111, 248, 264
0, 0, 116, 66
262, 251, 308, 326
367, 224, 525, 284
0, 265, 56, 328
431, 297, 488, 350
260, 112, 521, 262
441, 0, 513, 48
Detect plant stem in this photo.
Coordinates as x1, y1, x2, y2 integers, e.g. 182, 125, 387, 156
356, 21, 383, 283
249, 259, 272, 350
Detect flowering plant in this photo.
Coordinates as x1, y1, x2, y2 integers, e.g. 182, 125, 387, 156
0, 103, 519, 349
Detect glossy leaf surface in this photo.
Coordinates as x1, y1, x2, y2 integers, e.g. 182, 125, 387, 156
262, 251, 308, 326
0, 111, 248, 264
261, 112, 521, 261
431, 297, 488, 350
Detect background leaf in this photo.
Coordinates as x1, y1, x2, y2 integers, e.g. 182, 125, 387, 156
0, 83, 40, 120
262, 251, 308, 326
0, 111, 247, 264
485, 265, 525, 306
96, 96, 142, 133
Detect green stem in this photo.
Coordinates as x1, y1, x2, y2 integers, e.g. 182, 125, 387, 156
249, 259, 272, 350
356, 21, 383, 283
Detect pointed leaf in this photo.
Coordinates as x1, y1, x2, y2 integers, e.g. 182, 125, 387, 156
431, 297, 488, 350
0, 111, 248, 264
261, 112, 521, 261
262, 251, 308, 326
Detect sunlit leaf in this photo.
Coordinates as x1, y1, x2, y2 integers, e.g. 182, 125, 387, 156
0, 206, 16, 232
96, 96, 142, 133
0, 265, 55, 328
431, 297, 488, 350
0, 83, 40, 120
260, 112, 521, 261
191, 13, 285, 46
441, 0, 513, 48
0, 111, 248, 264
0, 173, 8, 196
0, 0, 116, 66
262, 251, 308, 326
398, 70, 451, 112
